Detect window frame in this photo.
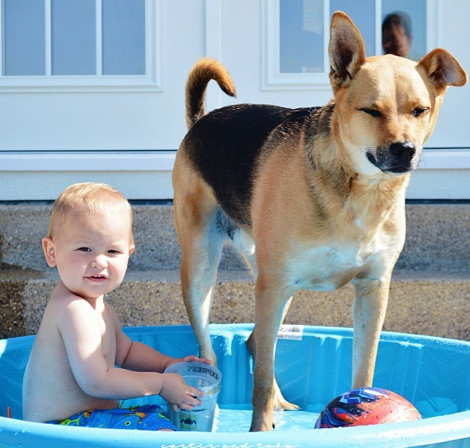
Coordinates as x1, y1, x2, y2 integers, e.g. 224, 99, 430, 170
0, 0, 162, 93
261, 0, 440, 91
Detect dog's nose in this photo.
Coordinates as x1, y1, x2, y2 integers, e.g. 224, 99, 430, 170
389, 141, 416, 161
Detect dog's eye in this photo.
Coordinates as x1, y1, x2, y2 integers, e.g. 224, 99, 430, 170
412, 107, 430, 117
360, 108, 382, 118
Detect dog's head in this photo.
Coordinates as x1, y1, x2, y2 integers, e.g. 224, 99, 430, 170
328, 11, 467, 177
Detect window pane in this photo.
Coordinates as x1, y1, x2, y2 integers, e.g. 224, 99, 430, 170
280, 0, 324, 73
3, 0, 45, 75
102, 0, 145, 75
382, 0, 426, 60
330, 0, 375, 56
51, 0, 96, 75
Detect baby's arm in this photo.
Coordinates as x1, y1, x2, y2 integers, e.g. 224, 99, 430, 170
59, 298, 203, 410
112, 306, 211, 372
116, 331, 211, 372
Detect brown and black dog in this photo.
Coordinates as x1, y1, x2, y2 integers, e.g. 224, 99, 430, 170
172, 12, 467, 431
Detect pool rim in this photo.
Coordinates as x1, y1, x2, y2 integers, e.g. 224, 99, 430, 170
0, 324, 469, 448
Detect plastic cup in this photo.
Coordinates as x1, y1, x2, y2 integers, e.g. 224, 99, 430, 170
164, 361, 222, 431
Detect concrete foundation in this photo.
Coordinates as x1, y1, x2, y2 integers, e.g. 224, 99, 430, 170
0, 203, 468, 340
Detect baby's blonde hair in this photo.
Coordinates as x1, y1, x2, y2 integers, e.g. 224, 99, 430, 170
47, 182, 134, 245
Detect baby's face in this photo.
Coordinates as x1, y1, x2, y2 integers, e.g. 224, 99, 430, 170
47, 208, 134, 299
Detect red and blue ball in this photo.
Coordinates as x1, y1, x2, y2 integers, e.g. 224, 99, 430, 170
315, 387, 422, 428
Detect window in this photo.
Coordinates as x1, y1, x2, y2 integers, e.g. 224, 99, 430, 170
264, 0, 427, 90
3, 0, 46, 76
0, 0, 160, 91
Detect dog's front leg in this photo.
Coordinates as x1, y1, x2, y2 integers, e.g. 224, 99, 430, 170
249, 283, 287, 431
247, 297, 298, 415
351, 275, 392, 388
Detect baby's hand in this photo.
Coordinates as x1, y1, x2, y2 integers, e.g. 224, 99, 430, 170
180, 355, 213, 365
165, 355, 213, 370
160, 372, 204, 411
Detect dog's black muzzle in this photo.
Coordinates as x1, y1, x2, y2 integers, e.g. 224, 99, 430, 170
366, 141, 419, 174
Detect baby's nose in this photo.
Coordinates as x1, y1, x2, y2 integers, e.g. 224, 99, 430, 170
91, 254, 108, 269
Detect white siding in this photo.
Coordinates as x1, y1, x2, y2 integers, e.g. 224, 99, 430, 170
0, 0, 468, 200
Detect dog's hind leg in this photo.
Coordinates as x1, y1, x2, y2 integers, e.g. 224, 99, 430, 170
173, 161, 226, 364
178, 212, 225, 364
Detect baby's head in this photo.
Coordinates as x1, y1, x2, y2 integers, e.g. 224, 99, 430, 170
43, 182, 135, 299
47, 182, 134, 245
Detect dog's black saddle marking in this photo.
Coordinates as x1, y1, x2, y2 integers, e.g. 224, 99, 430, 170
184, 104, 317, 226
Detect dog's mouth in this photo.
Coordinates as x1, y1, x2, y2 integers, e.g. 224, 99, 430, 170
366, 142, 419, 174
366, 153, 412, 173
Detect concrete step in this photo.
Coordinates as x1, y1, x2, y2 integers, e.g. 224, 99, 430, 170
1, 203, 469, 340
1, 203, 469, 273
1, 266, 469, 342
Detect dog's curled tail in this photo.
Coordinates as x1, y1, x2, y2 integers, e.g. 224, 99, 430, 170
185, 57, 236, 129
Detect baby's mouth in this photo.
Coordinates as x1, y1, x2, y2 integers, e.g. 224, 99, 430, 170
87, 274, 108, 281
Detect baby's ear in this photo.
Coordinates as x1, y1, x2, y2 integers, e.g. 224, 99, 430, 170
42, 237, 57, 267
128, 245, 135, 257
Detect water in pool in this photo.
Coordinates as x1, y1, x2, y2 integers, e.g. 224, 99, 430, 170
122, 397, 323, 432
214, 406, 321, 432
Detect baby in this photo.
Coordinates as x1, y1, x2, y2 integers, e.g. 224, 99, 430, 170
23, 182, 209, 430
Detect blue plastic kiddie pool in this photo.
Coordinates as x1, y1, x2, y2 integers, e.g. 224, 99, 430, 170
1, 324, 469, 447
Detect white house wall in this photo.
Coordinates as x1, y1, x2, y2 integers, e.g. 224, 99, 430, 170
0, 0, 468, 201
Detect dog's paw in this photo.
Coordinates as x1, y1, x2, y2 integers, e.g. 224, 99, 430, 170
274, 398, 300, 411
273, 382, 299, 411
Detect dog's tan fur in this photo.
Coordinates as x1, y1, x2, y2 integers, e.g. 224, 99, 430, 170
172, 12, 467, 431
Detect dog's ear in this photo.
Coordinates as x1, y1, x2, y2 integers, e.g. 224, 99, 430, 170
418, 48, 468, 91
329, 11, 366, 90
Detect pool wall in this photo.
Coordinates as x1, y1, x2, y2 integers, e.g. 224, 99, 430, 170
1, 324, 469, 448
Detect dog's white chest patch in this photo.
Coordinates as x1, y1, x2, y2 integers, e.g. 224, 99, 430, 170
285, 244, 369, 292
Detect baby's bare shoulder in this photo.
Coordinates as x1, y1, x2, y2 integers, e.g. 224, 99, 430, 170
48, 283, 96, 312
39, 285, 97, 334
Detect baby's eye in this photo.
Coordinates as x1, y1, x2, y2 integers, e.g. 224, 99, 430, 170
107, 249, 122, 254
77, 247, 92, 252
